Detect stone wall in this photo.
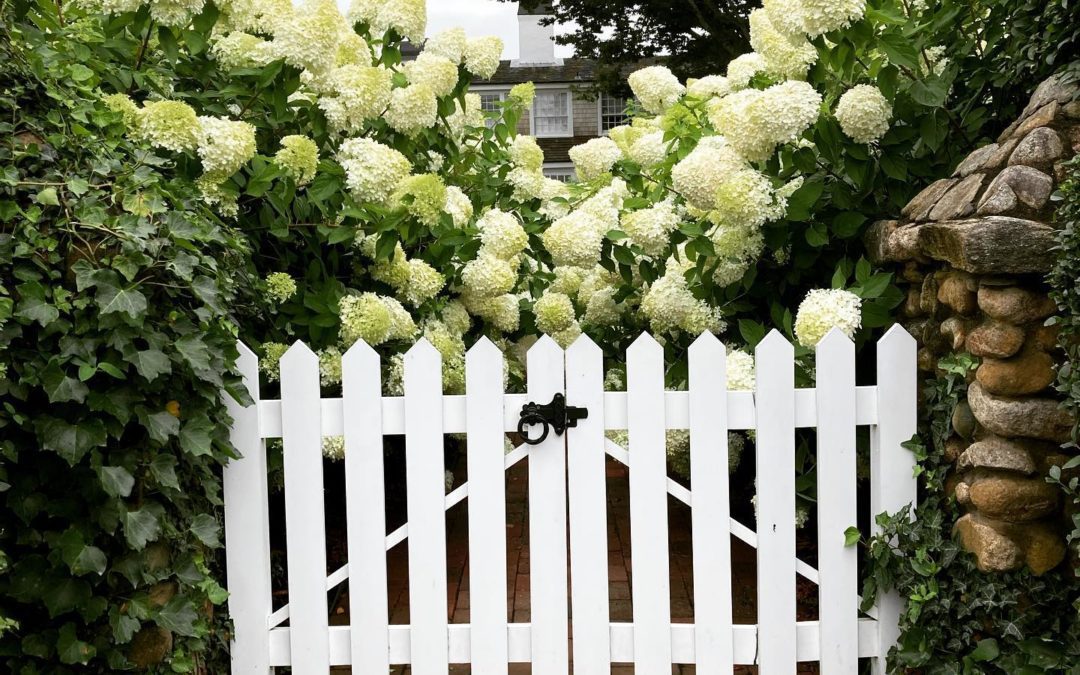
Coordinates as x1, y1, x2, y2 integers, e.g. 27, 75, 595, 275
866, 74, 1079, 574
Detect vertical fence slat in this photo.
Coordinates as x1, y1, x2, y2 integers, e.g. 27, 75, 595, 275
342, 342, 389, 672
565, 335, 611, 672
526, 336, 569, 673
224, 342, 273, 674
754, 330, 796, 673
627, 333, 672, 670
688, 333, 734, 672
871, 326, 917, 674
280, 342, 330, 674
466, 338, 509, 673
404, 339, 449, 675
815, 330, 858, 672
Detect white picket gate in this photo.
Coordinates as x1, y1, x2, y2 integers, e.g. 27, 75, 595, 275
223, 327, 917, 674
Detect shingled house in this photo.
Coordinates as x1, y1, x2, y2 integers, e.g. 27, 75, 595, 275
470, 3, 631, 181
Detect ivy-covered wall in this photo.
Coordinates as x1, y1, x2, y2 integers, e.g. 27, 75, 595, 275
867, 74, 1079, 574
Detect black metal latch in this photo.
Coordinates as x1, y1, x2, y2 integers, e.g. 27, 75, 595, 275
517, 393, 588, 445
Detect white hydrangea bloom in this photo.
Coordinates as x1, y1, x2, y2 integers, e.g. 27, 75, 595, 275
834, 84, 892, 143
444, 186, 473, 227
318, 65, 393, 133
507, 167, 547, 201
726, 52, 767, 89
272, 0, 346, 75
640, 262, 723, 336
323, 435, 345, 460
403, 52, 459, 98
425, 27, 468, 64
265, 272, 297, 303
373, 0, 426, 43
726, 349, 755, 390
338, 138, 412, 205
197, 116, 257, 181
462, 292, 520, 332
387, 83, 438, 136
461, 254, 516, 297
687, 75, 732, 99
549, 267, 584, 296
627, 130, 668, 168
211, 32, 277, 69
607, 125, 644, 154
582, 286, 621, 327
403, 259, 445, 307
621, 198, 681, 257
708, 80, 822, 162
763, 0, 806, 38
478, 209, 528, 260
148, 0, 205, 27
442, 300, 472, 335
800, 0, 865, 37
134, 100, 201, 152
340, 293, 392, 346
713, 167, 781, 231
534, 292, 576, 334
670, 136, 746, 211
274, 135, 319, 185
445, 93, 484, 138
749, 9, 817, 79
794, 288, 862, 347
542, 210, 604, 268
258, 342, 289, 382
335, 31, 371, 67
509, 135, 544, 171
319, 346, 343, 387
628, 65, 686, 114
464, 36, 504, 79
569, 137, 622, 181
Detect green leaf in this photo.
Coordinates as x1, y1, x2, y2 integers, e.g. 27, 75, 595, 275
143, 410, 180, 443
123, 508, 162, 550
68, 64, 94, 82
738, 319, 767, 348
878, 33, 920, 71
156, 596, 199, 636
175, 334, 212, 371
100, 465, 135, 497
35, 187, 60, 206
190, 513, 221, 547
43, 578, 91, 617
149, 454, 180, 490
96, 279, 148, 319
57, 623, 96, 665
16, 281, 60, 326
844, 526, 861, 547
41, 363, 90, 404
179, 414, 215, 456
40, 417, 108, 465
132, 348, 171, 381
969, 638, 1000, 662
832, 212, 867, 238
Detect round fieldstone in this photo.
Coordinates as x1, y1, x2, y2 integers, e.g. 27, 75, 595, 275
957, 436, 1037, 474
1014, 101, 1060, 136
954, 143, 999, 177
1022, 522, 1068, 574
977, 285, 1057, 324
936, 272, 978, 315
986, 137, 1021, 169
952, 400, 977, 440
954, 513, 1024, 572
969, 474, 1059, 521
967, 382, 1074, 442
965, 321, 1025, 358
977, 165, 1053, 215
945, 435, 969, 463
975, 342, 1056, 396
941, 316, 974, 350
129, 626, 174, 669
1009, 127, 1065, 167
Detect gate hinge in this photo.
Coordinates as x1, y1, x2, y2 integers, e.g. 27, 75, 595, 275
517, 393, 588, 445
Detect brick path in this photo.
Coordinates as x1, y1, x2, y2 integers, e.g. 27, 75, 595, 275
330, 455, 820, 673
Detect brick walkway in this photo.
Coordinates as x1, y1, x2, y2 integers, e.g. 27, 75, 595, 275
330, 455, 820, 673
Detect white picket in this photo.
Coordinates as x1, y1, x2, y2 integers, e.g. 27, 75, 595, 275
224, 343, 273, 675
280, 343, 330, 674
525, 336, 569, 674
342, 342, 389, 673
565, 335, 611, 674
627, 333, 672, 670
688, 333, 734, 672
815, 330, 858, 672
870, 326, 917, 675
465, 338, 509, 673
404, 339, 449, 675
755, 331, 796, 673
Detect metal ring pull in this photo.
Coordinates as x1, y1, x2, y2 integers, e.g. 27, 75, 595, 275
517, 413, 550, 445
517, 393, 588, 446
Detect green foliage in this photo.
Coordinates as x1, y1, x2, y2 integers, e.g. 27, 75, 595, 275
861, 353, 1080, 672
0, 4, 250, 671
1048, 157, 1080, 572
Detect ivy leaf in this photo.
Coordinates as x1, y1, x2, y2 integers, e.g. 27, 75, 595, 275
123, 508, 162, 550
969, 638, 1000, 662
180, 414, 215, 456
35, 187, 60, 206
41, 363, 90, 404
57, 623, 96, 665
175, 334, 211, 371
190, 513, 221, 547
99, 465, 135, 498
43, 577, 92, 617
156, 596, 200, 636
39, 417, 108, 465
95, 277, 148, 319
149, 454, 180, 490
844, 526, 861, 547
15, 281, 60, 326
132, 348, 171, 382
143, 410, 180, 443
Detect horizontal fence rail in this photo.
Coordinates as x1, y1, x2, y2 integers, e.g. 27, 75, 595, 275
224, 327, 917, 674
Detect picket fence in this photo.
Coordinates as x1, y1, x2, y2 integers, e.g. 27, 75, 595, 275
223, 326, 917, 674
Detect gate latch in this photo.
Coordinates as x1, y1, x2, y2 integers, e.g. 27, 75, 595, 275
517, 393, 588, 445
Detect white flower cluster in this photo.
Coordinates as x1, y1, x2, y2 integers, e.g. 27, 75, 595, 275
266, 272, 297, 304
670, 136, 746, 211
392, 174, 447, 227
133, 100, 201, 153
339, 293, 416, 347
640, 258, 723, 336
477, 209, 528, 259
834, 84, 892, 144
211, 32, 277, 70
687, 75, 732, 100
534, 291, 575, 335
509, 135, 544, 172
425, 27, 467, 63
318, 65, 393, 133
444, 186, 474, 227
388, 84, 438, 136
707, 80, 822, 162
361, 238, 445, 307
196, 116, 257, 182
338, 138, 412, 205
628, 66, 686, 114
626, 130, 668, 168
621, 199, 681, 257
726, 348, 755, 390
794, 0, 865, 37
569, 137, 623, 181
258, 342, 289, 381
403, 52, 459, 98
727, 52, 767, 89
542, 179, 626, 269
464, 36, 504, 79
793, 288, 862, 347
348, 0, 425, 42
319, 346, 343, 387
274, 135, 319, 185
272, 0, 345, 75
748, 8, 817, 79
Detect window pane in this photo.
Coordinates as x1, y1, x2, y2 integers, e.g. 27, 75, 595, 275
600, 93, 629, 132
534, 91, 569, 135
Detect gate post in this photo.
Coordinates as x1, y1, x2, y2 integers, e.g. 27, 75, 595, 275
870, 326, 918, 674
223, 342, 273, 673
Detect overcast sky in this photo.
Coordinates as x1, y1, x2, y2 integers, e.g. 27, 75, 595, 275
425, 0, 576, 59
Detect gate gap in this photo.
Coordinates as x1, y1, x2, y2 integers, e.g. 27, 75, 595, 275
507, 453, 531, 624
605, 454, 633, 623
